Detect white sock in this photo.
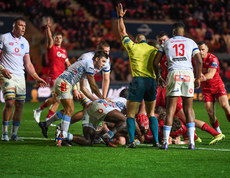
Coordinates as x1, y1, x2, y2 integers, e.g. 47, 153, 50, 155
163, 125, 172, 144
215, 127, 222, 134
187, 122, 195, 145
61, 115, 71, 132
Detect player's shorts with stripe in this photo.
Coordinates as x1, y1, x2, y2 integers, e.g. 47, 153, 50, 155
127, 77, 157, 102
202, 83, 227, 103
166, 69, 194, 97
0, 74, 26, 101
54, 77, 73, 100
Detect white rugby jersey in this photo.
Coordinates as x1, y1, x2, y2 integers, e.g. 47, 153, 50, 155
97, 97, 127, 114
0, 32, 30, 76
58, 58, 94, 86
158, 35, 199, 71
77, 51, 110, 74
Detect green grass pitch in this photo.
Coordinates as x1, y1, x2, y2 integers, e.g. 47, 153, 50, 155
0, 101, 230, 177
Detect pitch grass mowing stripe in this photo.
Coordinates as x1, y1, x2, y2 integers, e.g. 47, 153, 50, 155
20, 137, 230, 152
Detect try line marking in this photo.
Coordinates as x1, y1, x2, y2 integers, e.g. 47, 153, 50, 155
21, 137, 230, 152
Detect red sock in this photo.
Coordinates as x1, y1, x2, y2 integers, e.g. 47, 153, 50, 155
201, 123, 219, 136
194, 134, 198, 140
226, 114, 230, 122
46, 110, 55, 119
40, 102, 49, 110
211, 119, 219, 129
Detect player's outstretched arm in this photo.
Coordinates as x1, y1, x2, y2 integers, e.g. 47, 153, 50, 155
86, 74, 104, 100
24, 54, 47, 87
102, 72, 110, 98
46, 17, 53, 49
116, 3, 128, 38
80, 78, 97, 101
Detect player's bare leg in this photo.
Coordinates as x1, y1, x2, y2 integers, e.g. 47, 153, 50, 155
182, 97, 195, 149
162, 96, 178, 149
70, 110, 84, 125
11, 101, 24, 141
60, 98, 74, 132
204, 101, 222, 133
218, 95, 230, 122
2, 100, 15, 141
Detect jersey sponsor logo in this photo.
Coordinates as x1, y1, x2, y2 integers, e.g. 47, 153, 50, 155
20, 43, 24, 49
57, 51, 66, 58
15, 48, 19, 53
172, 57, 187, 61
189, 88, 193, 94
97, 109, 103, 114
5, 82, 9, 87
211, 62, 217, 68
175, 75, 190, 82
172, 88, 179, 92
9, 42, 14, 46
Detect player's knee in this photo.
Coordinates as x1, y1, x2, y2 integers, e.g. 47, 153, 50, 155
5, 100, 15, 109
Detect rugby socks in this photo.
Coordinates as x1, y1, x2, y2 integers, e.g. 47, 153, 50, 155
126, 117, 136, 143
211, 119, 222, 133
187, 122, 195, 145
163, 125, 171, 144
201, 123, 219, 136
2, 121, 10, 135
46, 110, 63, 126
39, 102, 49, 111
46, 110, 55, 120
61, 115, 71, 132
67, 132, 73, 141
149, 116, 159, 143
11, 121, 20, 136
226, 114, 230, 122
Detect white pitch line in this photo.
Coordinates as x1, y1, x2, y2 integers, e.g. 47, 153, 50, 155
139, 144, 230, 152
19, 137, 230, 152
21, 137, 54, 140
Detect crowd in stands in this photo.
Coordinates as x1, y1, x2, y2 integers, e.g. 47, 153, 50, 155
1, 0, 230, 82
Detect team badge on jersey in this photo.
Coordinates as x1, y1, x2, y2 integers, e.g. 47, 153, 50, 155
15, 48, 19, 53
211, 62, 217, 68
20, 44, 24, 49
9, 42, 14, 46
5, 82, 9, 87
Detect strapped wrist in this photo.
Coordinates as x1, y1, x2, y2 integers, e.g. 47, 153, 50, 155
118, 16, 123, 19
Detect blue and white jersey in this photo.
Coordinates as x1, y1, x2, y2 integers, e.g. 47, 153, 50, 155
58, 58, 94, 86
0, 32, 30, 76
158, 36, 200, 72
78, 51, 111, 74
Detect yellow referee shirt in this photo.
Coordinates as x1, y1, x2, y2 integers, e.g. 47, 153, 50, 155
122, 36, 157, 78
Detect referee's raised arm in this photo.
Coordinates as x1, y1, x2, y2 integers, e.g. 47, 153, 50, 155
116, 3, 128, 39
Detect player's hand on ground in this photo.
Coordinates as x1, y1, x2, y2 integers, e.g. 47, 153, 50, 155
73, 89, 81, 100
116, 3, 127, 17
36, 78, 47, 87
1, 69, 12, 79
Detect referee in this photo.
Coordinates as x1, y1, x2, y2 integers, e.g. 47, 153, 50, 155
116, 3, 159, 148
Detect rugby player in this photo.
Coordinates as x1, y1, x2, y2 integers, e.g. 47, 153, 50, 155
33, 17, 71, 124
0, 17, 47, 141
